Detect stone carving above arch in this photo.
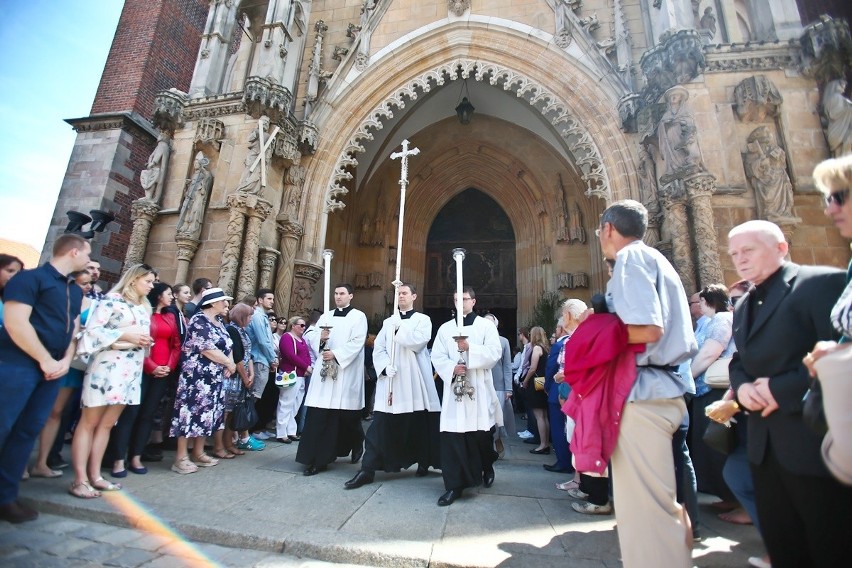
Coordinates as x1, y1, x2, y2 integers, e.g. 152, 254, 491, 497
325, 59, 612, 212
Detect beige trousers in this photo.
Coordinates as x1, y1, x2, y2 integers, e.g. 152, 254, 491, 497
611, 397, 691, 568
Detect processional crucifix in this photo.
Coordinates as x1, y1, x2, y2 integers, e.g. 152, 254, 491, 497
386, 139, 420, 405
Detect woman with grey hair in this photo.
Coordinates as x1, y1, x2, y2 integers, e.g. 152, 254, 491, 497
484, 314, 514, 458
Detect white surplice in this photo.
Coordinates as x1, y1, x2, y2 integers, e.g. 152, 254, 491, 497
372, 311, 441, 414
431, 315, 503, 433
304, 307, 368, 410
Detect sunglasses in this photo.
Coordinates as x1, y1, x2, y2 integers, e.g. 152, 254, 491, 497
825, 189, 849, 208
293, 323, 306, 328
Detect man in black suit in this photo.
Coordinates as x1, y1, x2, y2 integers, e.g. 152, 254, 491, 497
727, 220, 852, 568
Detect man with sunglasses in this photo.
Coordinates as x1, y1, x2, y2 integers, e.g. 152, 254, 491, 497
728, 220, 849, 567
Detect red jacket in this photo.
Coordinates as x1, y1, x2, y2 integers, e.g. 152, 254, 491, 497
144, 311, 182, 375
561, 313, 643, 474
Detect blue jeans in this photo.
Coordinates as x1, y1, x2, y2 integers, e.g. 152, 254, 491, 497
0, 362, 61, 504
723, 425, 761, 534
548, 401, 573, 471
673, 407, 699, 533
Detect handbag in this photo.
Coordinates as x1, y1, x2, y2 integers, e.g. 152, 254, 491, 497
230, 386, 258, 431
702, 418, 737, 455
704, 357, 731, 389
533, 376, 545, 391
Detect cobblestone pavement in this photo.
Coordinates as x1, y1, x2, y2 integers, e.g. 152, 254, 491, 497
0, 513, 365, 568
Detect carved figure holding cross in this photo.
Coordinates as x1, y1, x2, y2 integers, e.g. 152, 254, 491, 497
236, 116, 280, 196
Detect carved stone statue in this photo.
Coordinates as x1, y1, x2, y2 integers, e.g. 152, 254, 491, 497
236, 116, 275, 195
282, 164, 306, 220
176, 151, 213, 239
699, 7, 717, 36
822, 79, 852, 157
554, 0, 574, 48
743, 126, 800, 225
140, 131, 172, 204
555, 191, 569, 242
289, 279, 315, 315
657, 86, 705, 182
359, 214, 372, 246
372, 204, 386, 246
637, 144, 662, 246
569, 202, 586, 244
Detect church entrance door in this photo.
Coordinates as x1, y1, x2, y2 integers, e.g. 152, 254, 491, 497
423, 188, 517, 344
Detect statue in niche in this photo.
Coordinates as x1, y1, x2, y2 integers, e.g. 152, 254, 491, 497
555, 191, 569, 242
236, 116, 275, 196
372, 204, 386, 246
569, 202, 586, 243
176, 151, 213, 239
743, 126, 800, 225
822, 79, 852, 157
140, 131, 172, 205
699, 7, 717, 36
359, 214, 372, 246
657, 86, 705, 182
553, 0, 574, 48
637, 144, 662, 246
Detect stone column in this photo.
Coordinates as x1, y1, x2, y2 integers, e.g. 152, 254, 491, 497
174, 236, 200, 285
219, 193, 249, 296
659, 181, 696, 294
236, 196, 273, 300
686, 173, 724, 288
125, 199, 160, 265
274, 217, 304, 319
257, 247, 280, 290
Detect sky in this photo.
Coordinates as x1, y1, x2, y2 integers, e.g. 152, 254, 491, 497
0, 1, 124, 251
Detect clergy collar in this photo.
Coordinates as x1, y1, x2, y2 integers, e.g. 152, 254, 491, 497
463, 312, 477, 326
334, 305, 354, 317
399, 309, 416, 319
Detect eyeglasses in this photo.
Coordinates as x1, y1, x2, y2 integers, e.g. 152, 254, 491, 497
688, 301, 700, 306
825, 188, 849, 208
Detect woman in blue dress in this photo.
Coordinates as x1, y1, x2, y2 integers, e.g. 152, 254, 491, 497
170, 288, 236, 474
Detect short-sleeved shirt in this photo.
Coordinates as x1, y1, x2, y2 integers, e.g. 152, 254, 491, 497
605, 240, 697, 401
0, 263, 83, 368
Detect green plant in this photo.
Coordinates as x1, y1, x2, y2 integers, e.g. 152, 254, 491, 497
525, 291, 562, 333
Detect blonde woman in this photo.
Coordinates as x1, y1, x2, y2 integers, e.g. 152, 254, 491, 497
70, 264, 155, 498
522, 326, 551, 454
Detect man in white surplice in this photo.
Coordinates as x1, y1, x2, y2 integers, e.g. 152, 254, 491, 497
431, 286, 503, 506
344, 283, 441, 489
295, 284, 368, 476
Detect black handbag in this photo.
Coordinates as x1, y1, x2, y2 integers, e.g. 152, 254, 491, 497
229, 387, 258, 432
702, 419, 737, 455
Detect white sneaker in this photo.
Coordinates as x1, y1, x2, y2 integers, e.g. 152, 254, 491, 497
253, 431, 273, 440
517, 430, 533, 439
571, 501, 613, 515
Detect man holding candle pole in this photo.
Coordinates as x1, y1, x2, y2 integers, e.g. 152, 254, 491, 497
431, 285, 503, 506
296, 284, 368, 476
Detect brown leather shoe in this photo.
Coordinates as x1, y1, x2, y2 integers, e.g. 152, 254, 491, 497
0, 501, 38, 523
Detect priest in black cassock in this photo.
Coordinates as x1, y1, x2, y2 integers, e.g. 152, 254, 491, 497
431, 286, 503, 506
344, 283, 441, 489
296, 284, 368, 476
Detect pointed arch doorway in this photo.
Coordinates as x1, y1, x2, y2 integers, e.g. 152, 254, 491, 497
423, 188, 517, 342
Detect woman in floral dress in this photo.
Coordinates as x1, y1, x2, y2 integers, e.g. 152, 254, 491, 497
70, 264, 155, 498
170, 288, 236, 474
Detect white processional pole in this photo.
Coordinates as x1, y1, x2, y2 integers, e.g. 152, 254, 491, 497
451, 247, 473, 401
319, 249, 337, 381
387, 139, 420, 405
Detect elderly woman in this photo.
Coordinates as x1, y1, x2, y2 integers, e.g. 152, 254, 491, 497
689, 284, 737, 506
170, 287, 236, 474
276, 316, 312, 443
805, 155, 852, 485
70, 264, 155, 498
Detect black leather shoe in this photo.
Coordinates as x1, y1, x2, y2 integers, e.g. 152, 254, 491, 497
351, 446, 364, 464
344, 470, 375, 489
437, 488, 463, 506
415, 465, 429, 477
303, 464, 327, 476
0, 501, 38, 524
543, 463, 573, 473
483, 469, 495, 488
276, 437, 292, 444
529, 447, 551, 455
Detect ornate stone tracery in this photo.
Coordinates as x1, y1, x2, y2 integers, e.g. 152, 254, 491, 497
325, 59, 612, 212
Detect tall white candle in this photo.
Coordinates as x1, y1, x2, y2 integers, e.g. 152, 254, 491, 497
452, 248, 466, 330
322, 249, 334, 313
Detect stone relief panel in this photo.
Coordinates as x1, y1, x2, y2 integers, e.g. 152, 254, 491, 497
556, 272, 589, 289
289, 277, 316, 315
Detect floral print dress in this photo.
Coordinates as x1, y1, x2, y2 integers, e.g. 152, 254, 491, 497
170, 312, 233, 438
79, 294, 150, 407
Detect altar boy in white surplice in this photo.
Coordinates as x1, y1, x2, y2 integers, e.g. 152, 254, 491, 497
296, 284, 367, 476
431, 286, 503, 506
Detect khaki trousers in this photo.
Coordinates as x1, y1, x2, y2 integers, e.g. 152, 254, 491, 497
611, 397, 690, 568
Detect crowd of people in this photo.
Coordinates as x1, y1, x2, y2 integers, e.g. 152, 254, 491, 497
1, 156, 851, 568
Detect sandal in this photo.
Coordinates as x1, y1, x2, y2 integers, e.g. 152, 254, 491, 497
224, 446, 245, 456
171, 457, 198, 475
212, 449, 236, 459
30, 468, 63, 478
69, 480, 101, 499
191, 453, 219, 467
718, 508, 753, 525
556, 480, 581, 491
90, 477, 122, 491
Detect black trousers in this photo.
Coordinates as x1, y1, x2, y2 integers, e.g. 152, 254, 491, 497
579, 473, 610, 506
752, 444, 852, 568
107, 374, 169, 463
